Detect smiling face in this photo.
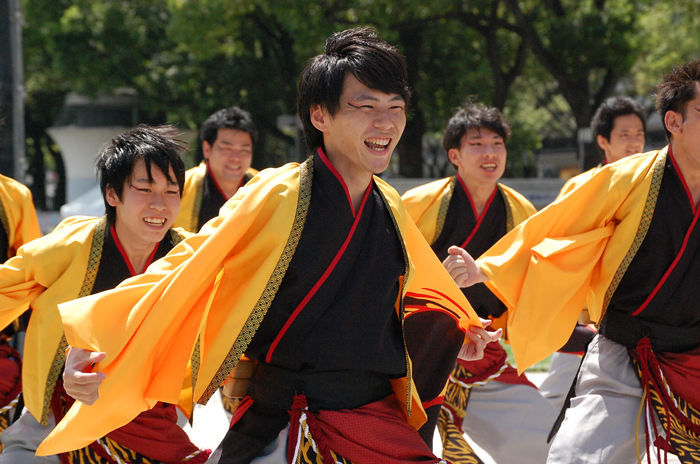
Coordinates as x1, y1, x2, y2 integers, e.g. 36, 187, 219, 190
597, 113, 646, 164
449, 127, 507, 190
106, 159, 181, 249
311, 74, 406, 185
203, 128, 253, 190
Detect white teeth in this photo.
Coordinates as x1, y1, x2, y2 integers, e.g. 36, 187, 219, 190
482, 163, 497, 169
144, 218, 165, 226
365, 137, 391, 151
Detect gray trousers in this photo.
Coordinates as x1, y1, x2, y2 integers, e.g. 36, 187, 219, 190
539, 352, 582, 411
0, 410, 60, 464
461, 377, 557, 464
547, 334, 681, 464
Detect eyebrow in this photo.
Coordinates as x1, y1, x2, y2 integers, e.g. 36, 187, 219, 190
353, 94, 405, 102
133, 177, 179, 186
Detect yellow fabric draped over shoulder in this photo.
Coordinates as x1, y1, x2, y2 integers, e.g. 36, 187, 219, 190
39, 163, 483, 455
174, 162, 259, 232
478, 149, 666, 373
0, 174, 42, 257
402, 177, 536, 246
556, 165, 602, 200
38, 163, 303, 455
0, 217, 100, 422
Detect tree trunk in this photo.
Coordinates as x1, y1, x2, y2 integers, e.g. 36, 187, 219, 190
396, 25, 425, 178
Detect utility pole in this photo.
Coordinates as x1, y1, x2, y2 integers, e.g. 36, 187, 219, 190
0, 0, 26, 179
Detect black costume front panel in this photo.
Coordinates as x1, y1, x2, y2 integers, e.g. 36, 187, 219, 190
246, 153, 406, 377
431, 179, 508, 319
92, 226, 178, 294
603, 155, 700, 351
215, 154, 407, 464
197, 169, 228, 233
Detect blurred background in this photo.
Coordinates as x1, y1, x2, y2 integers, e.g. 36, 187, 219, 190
2, 0, 699, 230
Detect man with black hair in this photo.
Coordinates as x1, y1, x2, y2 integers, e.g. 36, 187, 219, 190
41, 28, 500, 464
403, 102, 555, 463
0, 126, 209, 463
444, 59, 700, 463
174, 107, 259, 233
559, 96, 646, 197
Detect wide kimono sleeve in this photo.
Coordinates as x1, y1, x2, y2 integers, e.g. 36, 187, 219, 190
38, 163, 302, 456
478, 151, 662, 372
0, 175, 42, 256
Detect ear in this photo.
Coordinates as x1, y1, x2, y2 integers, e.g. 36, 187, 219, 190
665, 110, 683, 137
596, 134, 610, 152
202, 141, 212, 160
105, 186, 120, 207
448, 148, 462, 167
310, 105, 330, 133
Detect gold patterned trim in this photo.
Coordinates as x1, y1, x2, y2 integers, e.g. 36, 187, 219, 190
599, 150, 667, 323
377, 187, 413, 418
190, 336, 201, 398
0, 196, 9, 259
197, 158, 313, 404
170, 228, 185, 246
41, 216, 108, 425
498, 185, 515, 232
433, 178, 456, 245
191, 166, 206, 233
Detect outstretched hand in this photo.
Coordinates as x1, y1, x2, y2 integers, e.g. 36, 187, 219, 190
63, 347, 106, 406
442, 246, 488, 288
457, 319, 503, 362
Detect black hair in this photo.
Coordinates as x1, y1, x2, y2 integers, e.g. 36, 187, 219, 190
655, 59, 700, 141
96, 125, 186, 223
297, 27, 411, 152
442, 101, 511, 154
200, 107, 258, 147
591, 96, 646, 142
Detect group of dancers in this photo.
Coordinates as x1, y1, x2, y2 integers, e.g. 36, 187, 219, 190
0, 26, 698, 464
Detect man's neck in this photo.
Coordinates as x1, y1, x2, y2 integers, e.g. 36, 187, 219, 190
459, 175, 497, 217
322, 150, 373, 213
671, 142, 700, 208
113, 222, 157, 275
208, 166, 242, 200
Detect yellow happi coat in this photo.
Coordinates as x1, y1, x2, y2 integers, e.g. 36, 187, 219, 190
402, 177, 536, 245
0, 174, 41, 258
557, 164, 604, 200
38, 158, 482, 455
0, 217, 189, 426
173, 162, 258, 232
476, 148, 667, 373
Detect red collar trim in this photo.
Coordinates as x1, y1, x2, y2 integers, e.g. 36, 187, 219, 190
456, 175, 498, 249
110, 223, 159, 277
631, 148, 700, 317
265, 176, 373, 363
206, 161, 242, 200
317, 148, 364, 217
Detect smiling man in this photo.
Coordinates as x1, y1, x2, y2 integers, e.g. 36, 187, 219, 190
41, 28, 500, 464
0, 126, 208, 464
174, 107, 259, 233
444, 60, 700, 463
402, 102, 556, 462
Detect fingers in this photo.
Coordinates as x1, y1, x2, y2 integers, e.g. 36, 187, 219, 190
63, 348, 107, 406
457, 325, 503, 362
443, 248, 469, 287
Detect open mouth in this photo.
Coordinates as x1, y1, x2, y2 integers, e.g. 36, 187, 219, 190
365, 137, 391, 152
481, 162, 498, 171
143, 217, 166, 226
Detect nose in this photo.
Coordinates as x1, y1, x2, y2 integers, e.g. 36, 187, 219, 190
373, 109, 394, 131
150, 192, 167, 211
